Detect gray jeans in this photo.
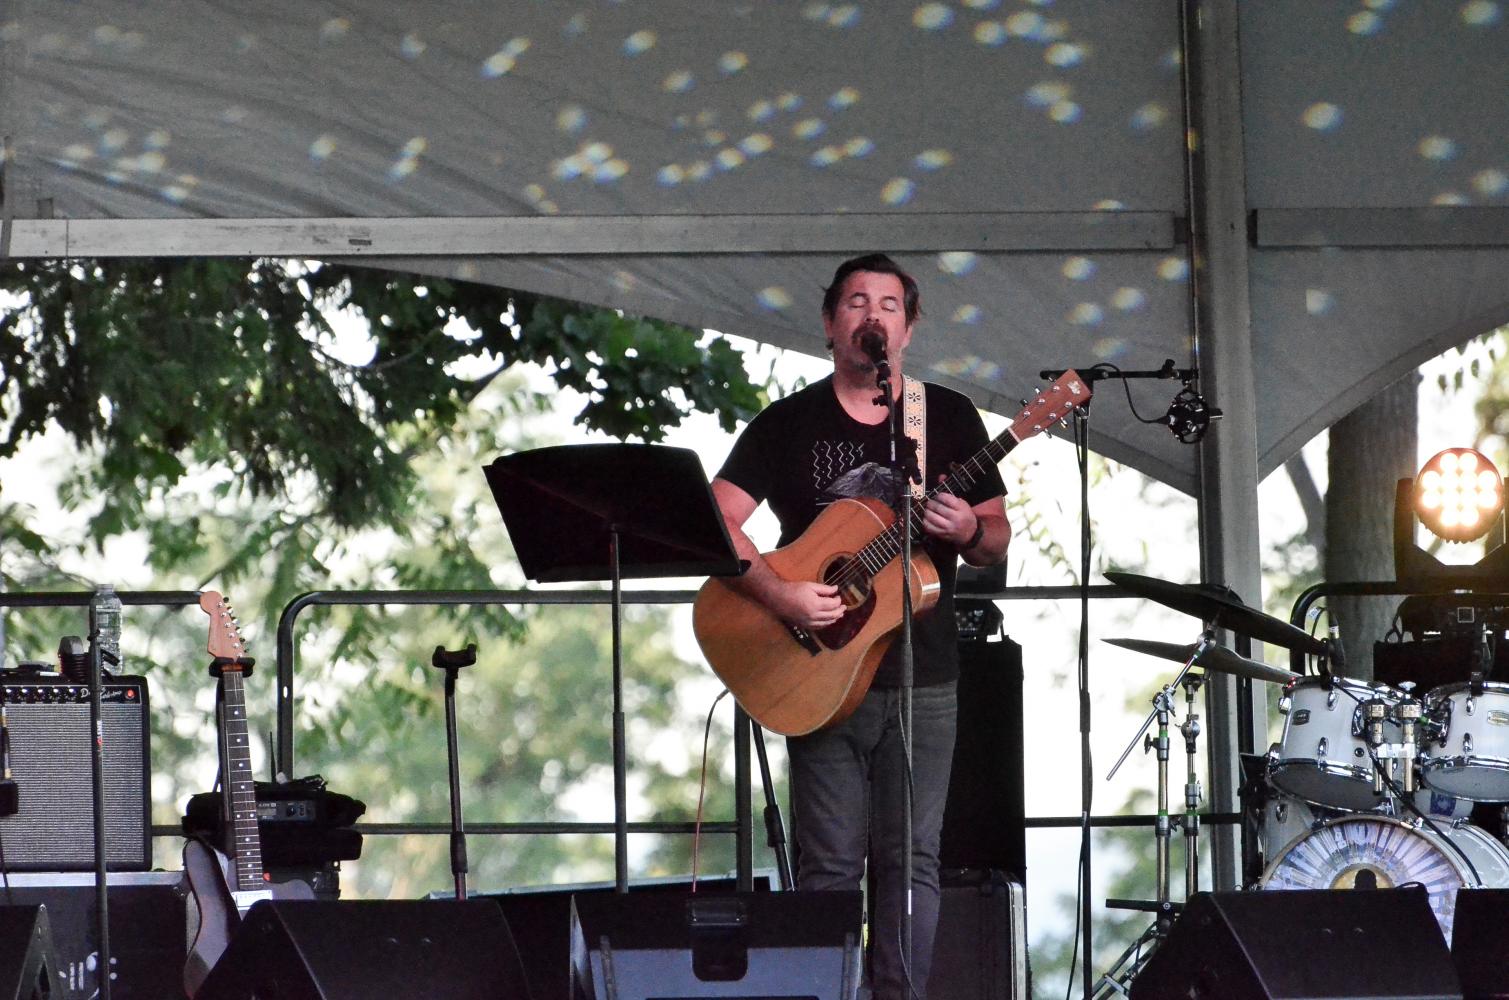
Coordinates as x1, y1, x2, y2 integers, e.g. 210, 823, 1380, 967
787, 681, 958, 1000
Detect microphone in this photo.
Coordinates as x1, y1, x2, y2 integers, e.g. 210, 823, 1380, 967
858, 329, 888, 367
1165, 386, 1222, 444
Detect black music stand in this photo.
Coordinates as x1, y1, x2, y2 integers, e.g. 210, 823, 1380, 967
484, 444, 744, 891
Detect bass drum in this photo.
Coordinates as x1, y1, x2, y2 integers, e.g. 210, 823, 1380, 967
1260, 815, 1509, 944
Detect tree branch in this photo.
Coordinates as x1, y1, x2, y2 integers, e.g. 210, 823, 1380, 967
1284, 453, 1326, 558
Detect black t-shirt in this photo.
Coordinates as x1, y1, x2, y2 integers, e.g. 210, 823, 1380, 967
717, 376, 1006, 687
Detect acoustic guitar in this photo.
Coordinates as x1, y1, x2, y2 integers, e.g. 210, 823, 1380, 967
183, 591, 312, 997
694, 371, 1091, 736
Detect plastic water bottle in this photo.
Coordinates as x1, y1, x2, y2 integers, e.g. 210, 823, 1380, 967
89, 584, 123, 672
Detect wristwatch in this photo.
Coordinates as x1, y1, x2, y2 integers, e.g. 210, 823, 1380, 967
963, 518, 986, 551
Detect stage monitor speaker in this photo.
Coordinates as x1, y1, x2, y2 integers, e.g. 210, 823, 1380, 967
570, 890, 862, 1000
0, 676, 150, 870
940, 637, 1026, 879
0, 906, 62, 1000
1130, 888, 1462, 1000
488, 873, 774, 1000
1450, 888, 1509, 999
195, 899, 530, 1000
0, 872, 184, 999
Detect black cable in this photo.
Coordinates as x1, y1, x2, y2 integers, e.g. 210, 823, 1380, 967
1081, 363, 1172, 426
1072, 408, 1094, 1000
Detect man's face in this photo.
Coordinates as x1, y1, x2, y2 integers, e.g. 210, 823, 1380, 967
823, 270, 913, 373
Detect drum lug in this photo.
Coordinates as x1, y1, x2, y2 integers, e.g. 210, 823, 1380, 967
1467, 696, 1477, 716
1327, 688, 1339, 709
1464, 732, 1474, 754
1317, 737, 1329, 758
1278, 694, 1292, 715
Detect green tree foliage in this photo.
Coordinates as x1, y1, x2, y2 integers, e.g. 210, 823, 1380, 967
0, 259, 773, 895
0, 258, 763, 541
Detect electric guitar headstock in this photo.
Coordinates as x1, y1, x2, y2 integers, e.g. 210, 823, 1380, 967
199, 591, 252, 674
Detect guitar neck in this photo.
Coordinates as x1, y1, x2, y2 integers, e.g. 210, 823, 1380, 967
218, 667, 264, 894
859, 374, 1087, 569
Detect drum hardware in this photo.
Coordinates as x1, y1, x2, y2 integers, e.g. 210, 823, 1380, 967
1107, 632, 1213, 922
1175, 676, 1203, 895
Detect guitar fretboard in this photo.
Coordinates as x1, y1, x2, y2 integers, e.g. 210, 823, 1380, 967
219, 667, 263, 893
846, 377, 1084, 580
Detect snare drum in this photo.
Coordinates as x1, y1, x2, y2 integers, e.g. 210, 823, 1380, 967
1421, 681, 1509, 801
1261, 815, 1509, 943
1268, 677, 1402, 811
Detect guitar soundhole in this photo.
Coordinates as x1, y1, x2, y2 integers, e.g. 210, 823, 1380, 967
814, 557, 875, 650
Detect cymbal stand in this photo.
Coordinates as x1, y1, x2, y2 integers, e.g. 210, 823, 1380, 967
1177, 675, 1203, 895
1107, 630, 1214, 916
1091, 922, 1162, 999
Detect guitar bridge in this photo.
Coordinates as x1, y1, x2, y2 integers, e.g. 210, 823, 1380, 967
786, 625, 822, 656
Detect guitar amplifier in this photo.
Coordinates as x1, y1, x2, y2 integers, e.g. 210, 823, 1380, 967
0, 675, 151, 871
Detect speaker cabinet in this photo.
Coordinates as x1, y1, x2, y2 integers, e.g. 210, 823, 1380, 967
1450, 889, 1509, 999
0, 676, 150, 870
940, 638, 1026, 879
1131, 888, 1463, 999
570, 890, 862, 1000
929, 870, 1026, 1000
0, 872, 184, 1000
0, 906, 62, 1000
488, 874, 774, 1000
195, 899, 530, 1000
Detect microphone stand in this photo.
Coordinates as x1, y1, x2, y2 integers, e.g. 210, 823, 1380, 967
87, 627, 113, 1000
870, 348, 919, 993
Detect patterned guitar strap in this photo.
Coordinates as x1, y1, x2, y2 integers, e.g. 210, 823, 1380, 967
903, 375, 926, 501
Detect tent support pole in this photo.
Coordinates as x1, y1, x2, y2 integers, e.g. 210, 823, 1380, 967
1183, 0, 1265, 892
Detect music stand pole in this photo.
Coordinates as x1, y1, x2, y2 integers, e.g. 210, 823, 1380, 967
484, 444, 744, 895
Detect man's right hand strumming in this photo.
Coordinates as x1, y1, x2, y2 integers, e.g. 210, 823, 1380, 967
771, 579, 843, 630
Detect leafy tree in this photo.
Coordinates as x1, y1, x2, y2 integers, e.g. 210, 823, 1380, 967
0, 257, 763, 544
0, 258, 776, 895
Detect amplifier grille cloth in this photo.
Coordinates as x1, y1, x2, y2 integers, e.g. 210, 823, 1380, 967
0, 694, 150, 870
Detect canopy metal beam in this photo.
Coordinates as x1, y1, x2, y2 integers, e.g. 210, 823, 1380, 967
1254, 207, 1509, 248
0, 211, 1176, 259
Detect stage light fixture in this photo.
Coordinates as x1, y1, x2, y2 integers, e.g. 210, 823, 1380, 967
1395, 447, 1509, 588
1414, 447, 1504, 543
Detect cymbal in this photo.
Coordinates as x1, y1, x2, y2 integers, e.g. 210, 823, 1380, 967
1103, 637, 1301, 685
1103, 571, 1327, 656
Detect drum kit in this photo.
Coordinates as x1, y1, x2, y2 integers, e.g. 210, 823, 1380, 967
1094, 570, 1509, 994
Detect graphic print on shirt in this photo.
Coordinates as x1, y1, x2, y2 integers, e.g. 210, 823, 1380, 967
810, 441, 866, 493
824, 459, 904, 510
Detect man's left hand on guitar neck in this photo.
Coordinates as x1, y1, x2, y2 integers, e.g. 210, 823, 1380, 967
920, 489, 1010, 567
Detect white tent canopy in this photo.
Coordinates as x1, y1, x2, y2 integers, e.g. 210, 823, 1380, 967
6, 1, 1503, 493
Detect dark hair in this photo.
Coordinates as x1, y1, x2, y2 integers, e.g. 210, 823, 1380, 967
821, 253, 920, 324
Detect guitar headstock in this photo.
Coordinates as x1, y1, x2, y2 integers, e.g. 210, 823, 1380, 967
1009, 370, 1093, 442
199, 591, 250, 669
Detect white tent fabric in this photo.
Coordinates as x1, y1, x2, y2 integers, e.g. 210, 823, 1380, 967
2, 1, 1506, 493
